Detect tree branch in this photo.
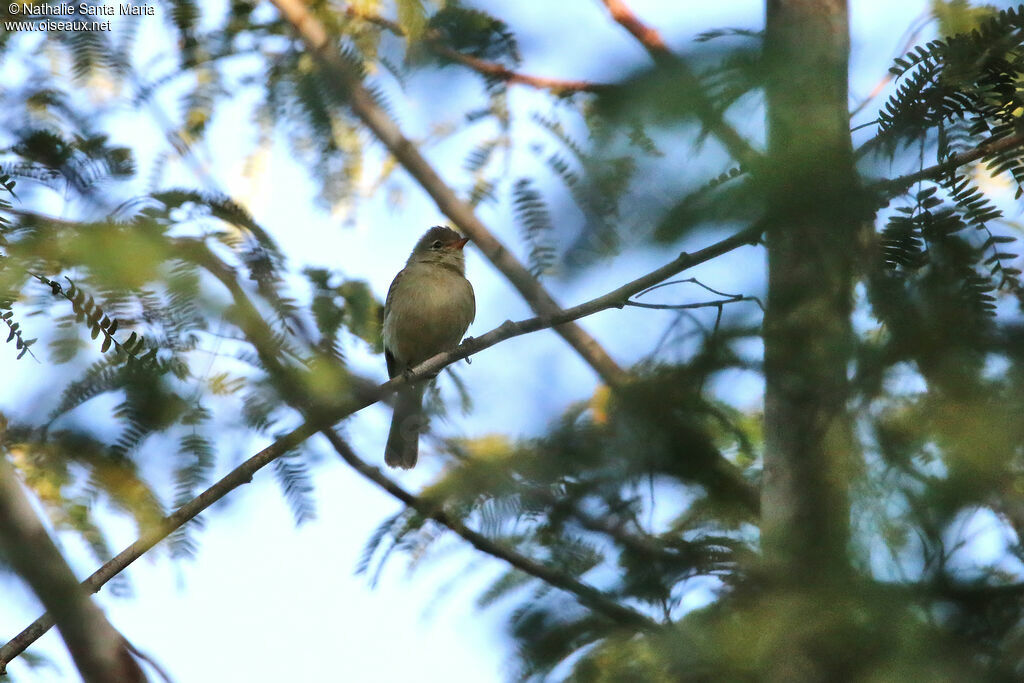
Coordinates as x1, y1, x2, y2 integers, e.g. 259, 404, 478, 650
0, 438, 144, 681
600, 0, 673, 61
0, 418, 322, 674
321, 430, 659, 630
341, 5, 607, 94
0, 220, 762, 670
873, 131, 1024, 198
429, 44, 607, 95
598, 0, 761, 168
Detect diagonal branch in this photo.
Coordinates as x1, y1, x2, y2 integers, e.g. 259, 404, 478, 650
0, 443, 144, 681
321, 430, 658, 630
598, 0, 761, 168
0, 416, 326, 674
873, 131, 1024, 198
0, 220, 762, 670
271, 0, 628, 387
601, 0, 673, 62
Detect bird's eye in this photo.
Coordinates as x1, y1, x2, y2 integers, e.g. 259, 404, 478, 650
431, 240, 443, 250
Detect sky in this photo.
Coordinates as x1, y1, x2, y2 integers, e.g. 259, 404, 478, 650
0, 1, 948, 681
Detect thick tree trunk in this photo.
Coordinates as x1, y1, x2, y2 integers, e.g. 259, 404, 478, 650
761, 0, 856, 581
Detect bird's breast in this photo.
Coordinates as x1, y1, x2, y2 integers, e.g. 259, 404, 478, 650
383, 265, 475, 369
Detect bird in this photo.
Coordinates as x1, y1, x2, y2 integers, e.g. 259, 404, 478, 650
383, 226, 475, 468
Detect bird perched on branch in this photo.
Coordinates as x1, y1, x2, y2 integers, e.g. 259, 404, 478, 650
383, 226, 475, 468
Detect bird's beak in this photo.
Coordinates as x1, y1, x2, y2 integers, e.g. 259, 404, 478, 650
452, 237, 470, 250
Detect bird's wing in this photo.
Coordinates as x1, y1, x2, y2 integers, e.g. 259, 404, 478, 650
385, 347, 398, 379
384, 267, 403, 313
383, 268, 405, 379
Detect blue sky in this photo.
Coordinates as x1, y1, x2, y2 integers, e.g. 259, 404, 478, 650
0, 1, 943, 681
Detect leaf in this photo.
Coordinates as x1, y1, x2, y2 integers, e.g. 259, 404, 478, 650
397, 0, 428, 41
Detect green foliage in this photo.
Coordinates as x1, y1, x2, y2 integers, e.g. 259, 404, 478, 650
305, 267, 383, 358
0, 175, 36, 362
511, 178, 557, 277
425, 4, 520, 71
0, 65, 378, 581
932, 0, 1001, 36
877, 6, 1024, 161
272, 451, 317, 526
32, 274, 156, 364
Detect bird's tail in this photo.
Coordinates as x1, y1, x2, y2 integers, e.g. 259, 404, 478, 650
385, 384, 426, 469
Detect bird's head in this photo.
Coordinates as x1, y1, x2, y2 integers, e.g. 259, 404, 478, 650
407, 226, 470, 272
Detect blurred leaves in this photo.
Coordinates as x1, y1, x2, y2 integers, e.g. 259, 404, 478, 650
305, 267, 383, 356
423, 5, 520, 69
0, 80, 379, 582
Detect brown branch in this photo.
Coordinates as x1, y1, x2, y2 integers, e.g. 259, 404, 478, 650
271, 0, 629, 389
321, 430, 659, 630
342, 5, 605, 94
873, 132, 1024, 198
0, 220, 762, 671
0, 417, 323, 675
0, 444, 144, 681
598, 0, 760, 169
430, 44, 607, 94
601, 0, 672, 61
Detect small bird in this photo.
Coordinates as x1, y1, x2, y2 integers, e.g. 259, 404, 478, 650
383, 226, 475, 468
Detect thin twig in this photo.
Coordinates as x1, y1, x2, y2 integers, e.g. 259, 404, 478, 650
632, 277, 764, 311
625, 295, 762, 311
321, 430, 659, 630
643, 277, 739, 299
